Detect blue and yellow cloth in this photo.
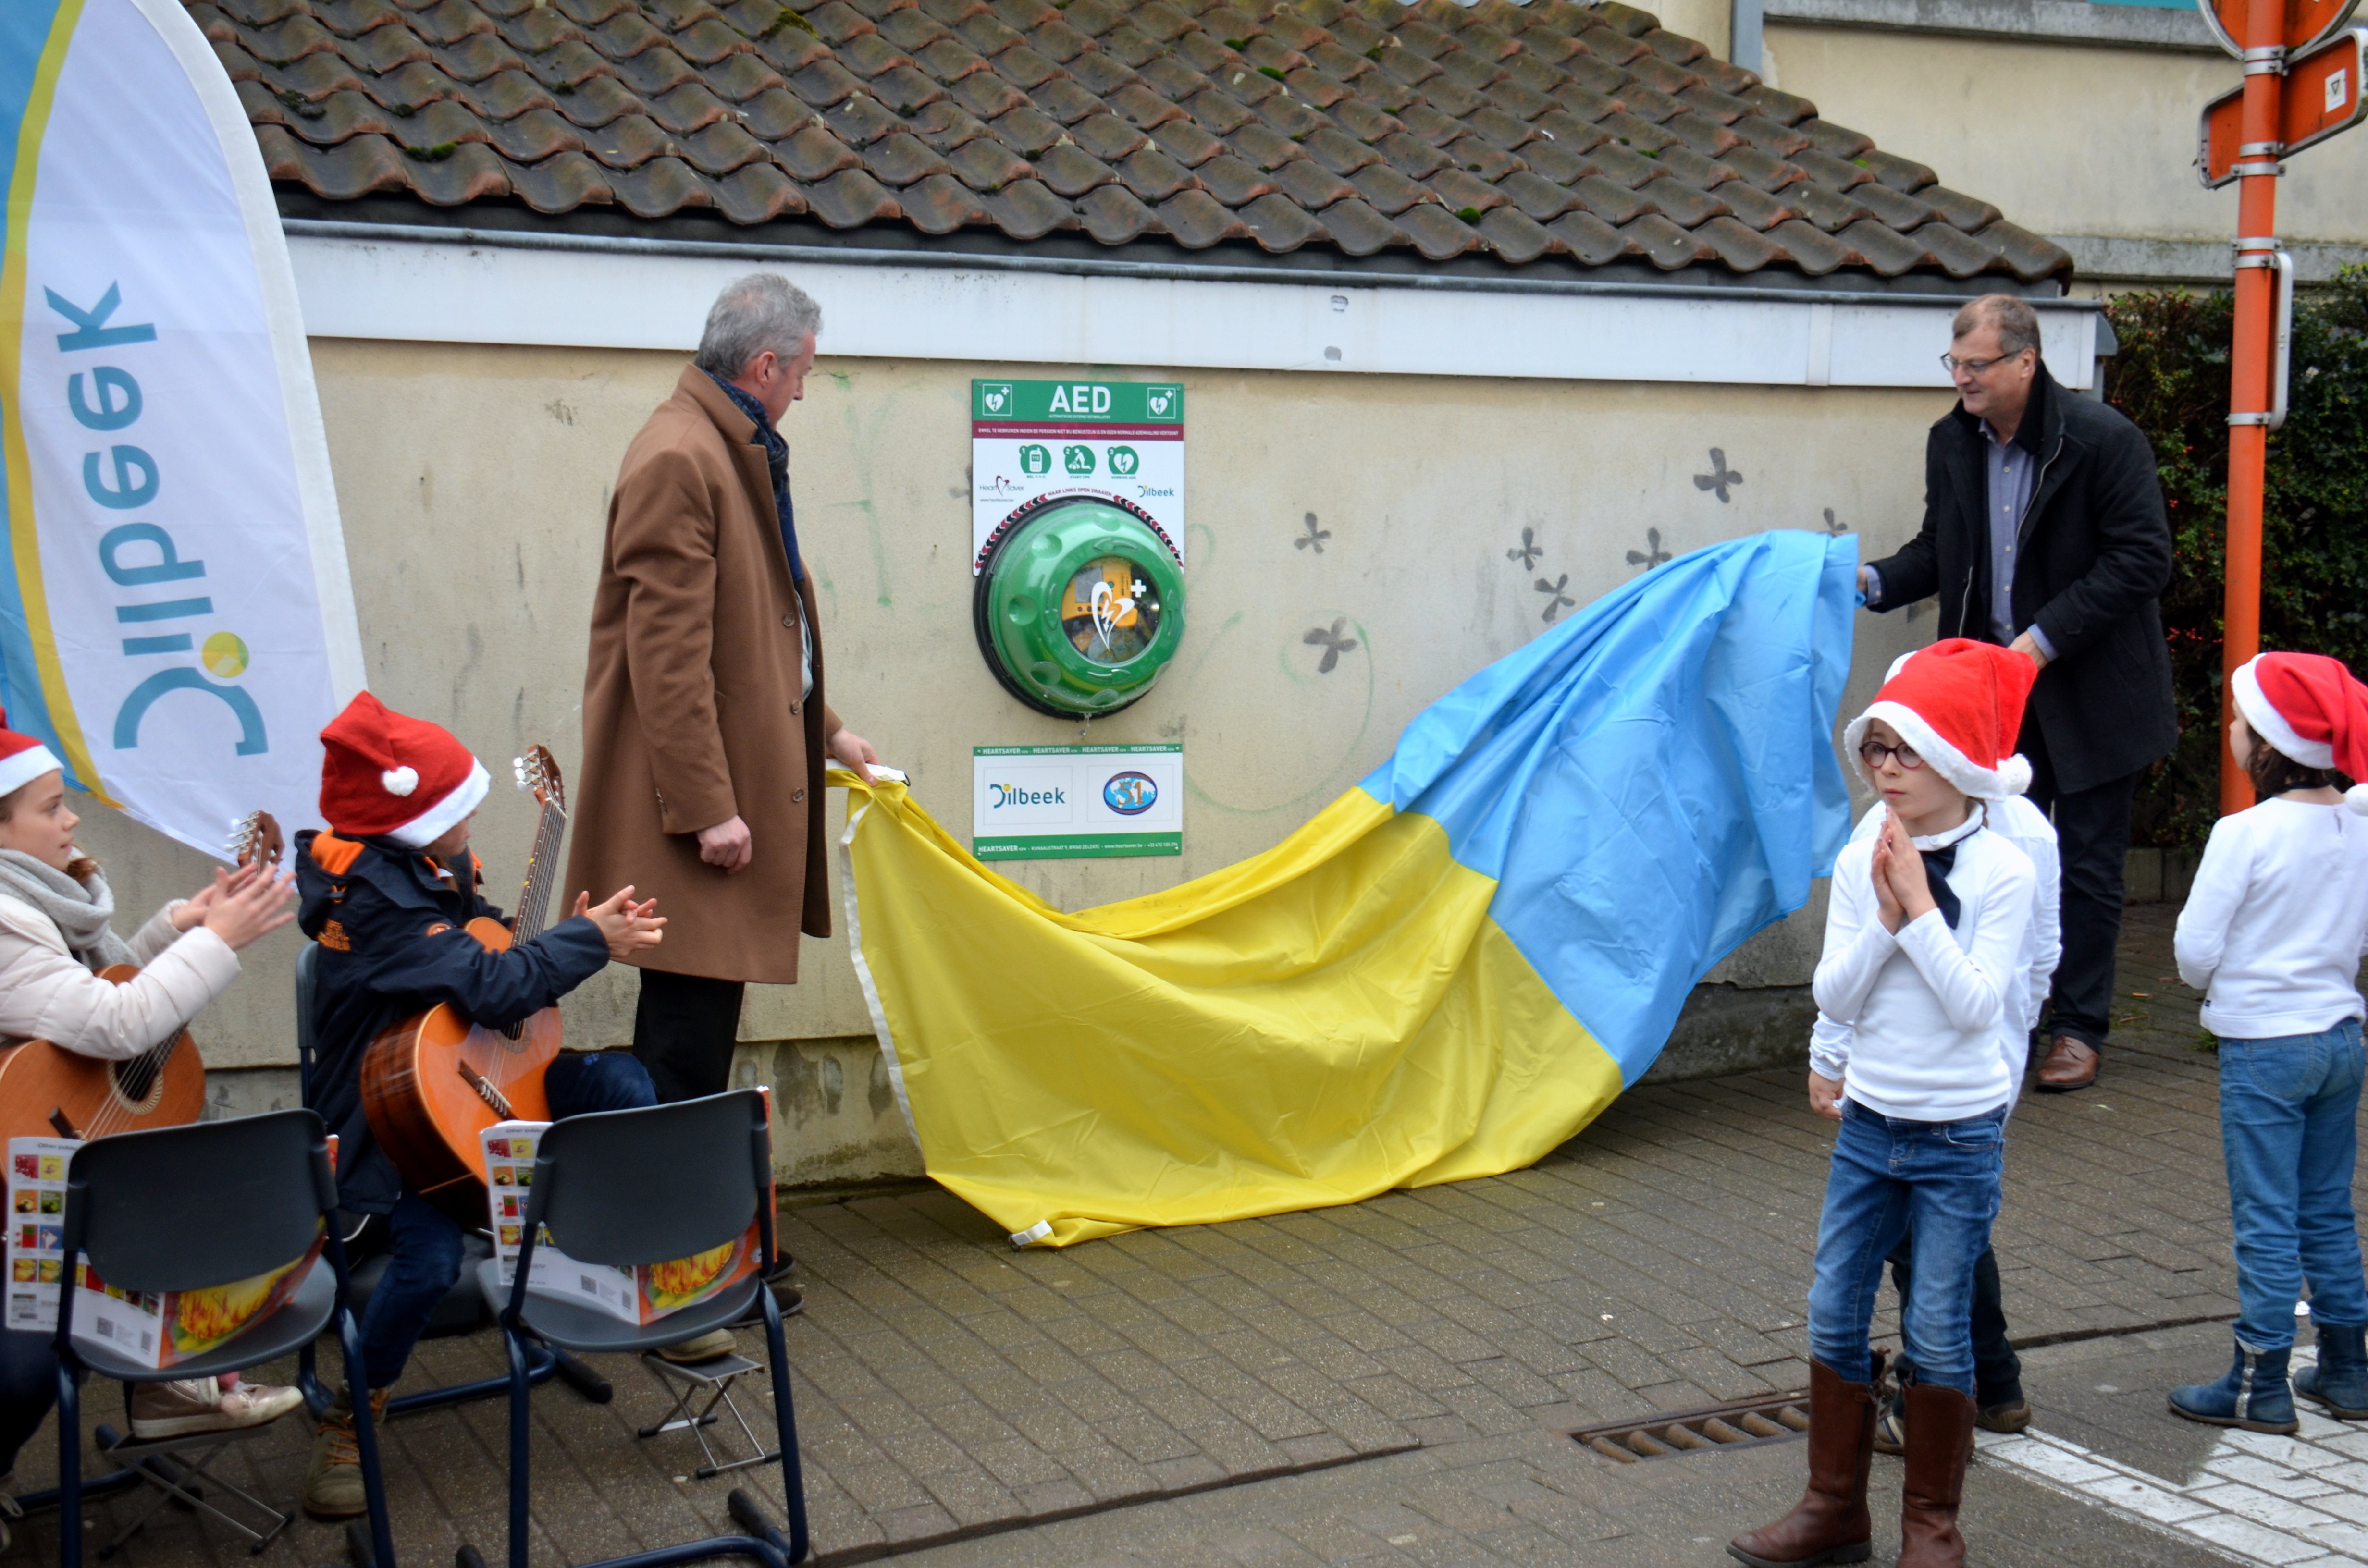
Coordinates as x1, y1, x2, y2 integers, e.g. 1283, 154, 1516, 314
837, 530, 1857, 1245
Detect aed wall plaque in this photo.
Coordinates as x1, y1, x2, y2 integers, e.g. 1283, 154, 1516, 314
973, 744, 1182, 860
972, 379, 1183, 568
971, 379, 1186, 718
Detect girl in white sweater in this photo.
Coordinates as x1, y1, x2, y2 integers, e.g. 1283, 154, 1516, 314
2168, 652, 2368, 1435
0, 725, 297, 1538
1734, 640, 2038, 1568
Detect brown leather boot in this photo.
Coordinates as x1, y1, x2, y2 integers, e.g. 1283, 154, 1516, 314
1728, 1356, 1883, 1567
1898, 1381, 1977, 1568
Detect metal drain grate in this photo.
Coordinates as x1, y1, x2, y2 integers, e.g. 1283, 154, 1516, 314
1569, 1391, 1811, 1462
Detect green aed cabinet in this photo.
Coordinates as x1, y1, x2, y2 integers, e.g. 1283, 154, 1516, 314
972, 496, 1186, 718
969, 378, 1188, 718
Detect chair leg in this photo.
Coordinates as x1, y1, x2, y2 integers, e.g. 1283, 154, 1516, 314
57, 1359, 83, 1568
757, 1285, 809, 1563
339, 1304, 398, 1568
504, 1325, 532, 1568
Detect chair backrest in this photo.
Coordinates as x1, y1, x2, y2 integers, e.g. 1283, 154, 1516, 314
528, 1090, 768, 1269
295, 942, 319, 1105
63, 1110, 336, 1296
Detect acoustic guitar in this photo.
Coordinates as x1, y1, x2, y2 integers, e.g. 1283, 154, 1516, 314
359, 746, 568, 1224
0, 810, 284, 1144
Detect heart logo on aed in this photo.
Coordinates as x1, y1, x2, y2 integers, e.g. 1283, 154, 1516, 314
986, 392, 1006, 411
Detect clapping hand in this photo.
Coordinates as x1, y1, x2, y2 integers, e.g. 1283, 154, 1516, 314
575, 887, 665, 959
190, 865, 297, 952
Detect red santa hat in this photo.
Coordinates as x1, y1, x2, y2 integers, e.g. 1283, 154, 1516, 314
0, 712, 63, 799
319, 692, 488, 847
1844, 638, 2039, 799
2231, 652, 2368, 814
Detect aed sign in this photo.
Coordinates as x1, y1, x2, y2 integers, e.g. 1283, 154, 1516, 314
972, 744, 1182, 860
973, 379, 1184, 572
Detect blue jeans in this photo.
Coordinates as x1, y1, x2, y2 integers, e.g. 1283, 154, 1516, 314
2220, 1019, 2368, 1350
357, 1051, 656, 1390
1807, 1101, 2007, 1396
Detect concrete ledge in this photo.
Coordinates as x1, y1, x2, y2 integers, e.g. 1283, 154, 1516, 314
1767, 0, 2225, 52
1643, 981, 1818, 1082
2051, 234, 2368, 287
2125, 845, 2201, 905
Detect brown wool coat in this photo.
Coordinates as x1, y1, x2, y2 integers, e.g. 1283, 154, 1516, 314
567, 365, 839, 985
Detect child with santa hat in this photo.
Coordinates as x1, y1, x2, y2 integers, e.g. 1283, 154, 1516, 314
2169, 652, 2368, 1433
294, 692, 667, 1520
1732, 639, 2039, 1568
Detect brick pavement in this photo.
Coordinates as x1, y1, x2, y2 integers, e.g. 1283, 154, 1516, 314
2, 903, 2282, 1565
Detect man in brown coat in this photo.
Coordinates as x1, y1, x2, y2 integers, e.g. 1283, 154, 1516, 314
569, 273, 877, 1106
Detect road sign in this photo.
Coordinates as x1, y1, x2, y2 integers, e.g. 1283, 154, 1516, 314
2198, 27, 2368, 184
2199, 0, 2357, 57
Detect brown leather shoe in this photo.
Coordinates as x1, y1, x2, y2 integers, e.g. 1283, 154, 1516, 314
1729, 1356, 1883, 1567
2034, 1034, 2098, 1093
1898, 1382, 1977, 1568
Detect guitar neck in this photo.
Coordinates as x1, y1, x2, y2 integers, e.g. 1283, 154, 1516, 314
509, 800, 568, 945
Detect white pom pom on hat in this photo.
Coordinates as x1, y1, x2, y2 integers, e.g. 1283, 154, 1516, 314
382, 766, 418, 797
2348, 782, 2368, 816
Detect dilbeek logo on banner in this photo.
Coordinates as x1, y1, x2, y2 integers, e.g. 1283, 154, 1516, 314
987, 783, 1064, 808
53, 283, 267, 761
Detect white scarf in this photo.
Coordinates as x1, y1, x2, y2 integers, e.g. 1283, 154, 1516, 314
0, 850, 134, 972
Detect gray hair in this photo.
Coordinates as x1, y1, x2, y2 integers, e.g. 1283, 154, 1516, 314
1951, 294, 2040, 358
694, 273, 822, 378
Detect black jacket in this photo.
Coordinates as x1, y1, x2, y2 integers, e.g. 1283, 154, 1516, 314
295, 829, 609, 1214
1865, 365, 2177, 794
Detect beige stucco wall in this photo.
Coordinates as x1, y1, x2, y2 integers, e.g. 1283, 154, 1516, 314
73, 339, 1947, 1169
1762, 24, 2368, 267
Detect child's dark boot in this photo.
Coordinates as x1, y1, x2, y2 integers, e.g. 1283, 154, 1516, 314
1728, 1356, 1881, 1567
2171, 1337, 2300, 1433
2296, 1322, 2368, 1419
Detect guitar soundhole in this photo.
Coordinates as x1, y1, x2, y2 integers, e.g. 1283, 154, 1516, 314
110, 1054, 167, 1115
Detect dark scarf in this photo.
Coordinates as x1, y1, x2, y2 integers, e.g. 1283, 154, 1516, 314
706, 370, 803, 586
1915, 809, 1985, 930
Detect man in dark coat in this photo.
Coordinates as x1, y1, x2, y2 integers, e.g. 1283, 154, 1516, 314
1861, 293, 2176, 1092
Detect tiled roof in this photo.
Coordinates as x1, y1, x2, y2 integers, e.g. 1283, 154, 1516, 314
198, 0, 2072, 284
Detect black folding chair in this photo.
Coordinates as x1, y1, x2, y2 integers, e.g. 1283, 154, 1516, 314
457, 1090, 809, 1568
51, 1111, 395, 1568
290, 942, 612, 1421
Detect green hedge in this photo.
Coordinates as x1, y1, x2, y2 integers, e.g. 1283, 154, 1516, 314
2105, 267, 2368, 846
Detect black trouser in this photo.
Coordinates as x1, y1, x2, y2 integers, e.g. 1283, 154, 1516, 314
631, 968, 746, 1103
1888, 1237, 2023, 1408
2024, 727, 2143, 1052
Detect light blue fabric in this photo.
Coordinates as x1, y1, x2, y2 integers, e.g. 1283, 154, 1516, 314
1357, 530, 1857, 1083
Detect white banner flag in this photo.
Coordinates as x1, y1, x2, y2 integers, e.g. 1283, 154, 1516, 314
0, 0, 361, 855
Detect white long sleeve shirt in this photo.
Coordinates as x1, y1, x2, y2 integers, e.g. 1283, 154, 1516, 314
1813, 809, 2037, 1121
2175, 796, 2368, 1040
1811, 797, 2061, 1090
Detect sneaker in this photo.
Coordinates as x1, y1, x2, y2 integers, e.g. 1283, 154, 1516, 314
1978, 1397, 2033, 1434
129, 1376, 305, 1440
656, 1328, 738, 1364
302, 1388, 387, 1521
1873, 1380, 1906, 1456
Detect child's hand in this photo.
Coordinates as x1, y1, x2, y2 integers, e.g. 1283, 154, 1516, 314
173, 862, 263, 931
1808, 1070, 1844, 1121
1879, 813, 1937, 924
199, 867, 297, 952
1870, 825, 1906, 933
575, 888, 666, 960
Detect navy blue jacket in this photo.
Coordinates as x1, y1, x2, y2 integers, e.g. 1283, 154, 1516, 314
295, 828, 609, 1214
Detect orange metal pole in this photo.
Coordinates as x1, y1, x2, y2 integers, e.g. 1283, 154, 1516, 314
2219, 0, 2283, 815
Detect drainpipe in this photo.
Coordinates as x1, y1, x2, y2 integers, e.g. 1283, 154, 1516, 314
1732, 0, 1764, 74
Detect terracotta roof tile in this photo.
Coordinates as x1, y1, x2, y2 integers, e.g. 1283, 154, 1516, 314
229, 0, 2068, 282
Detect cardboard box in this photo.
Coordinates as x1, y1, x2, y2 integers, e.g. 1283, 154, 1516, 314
482, 1120, 762, 1326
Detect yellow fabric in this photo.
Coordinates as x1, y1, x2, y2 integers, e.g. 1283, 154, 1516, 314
834, 775, 1625, 1246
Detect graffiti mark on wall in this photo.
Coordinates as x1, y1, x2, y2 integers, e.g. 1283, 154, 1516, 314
1536, 574, 1575, 623
1295, 513, 1331, 554
1303, 618, 1359, 673
1824, 508, 1845, 534
1694, 448, 1744, 503
1626, 529, 1671, 572
1506, 527, 1542, 569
